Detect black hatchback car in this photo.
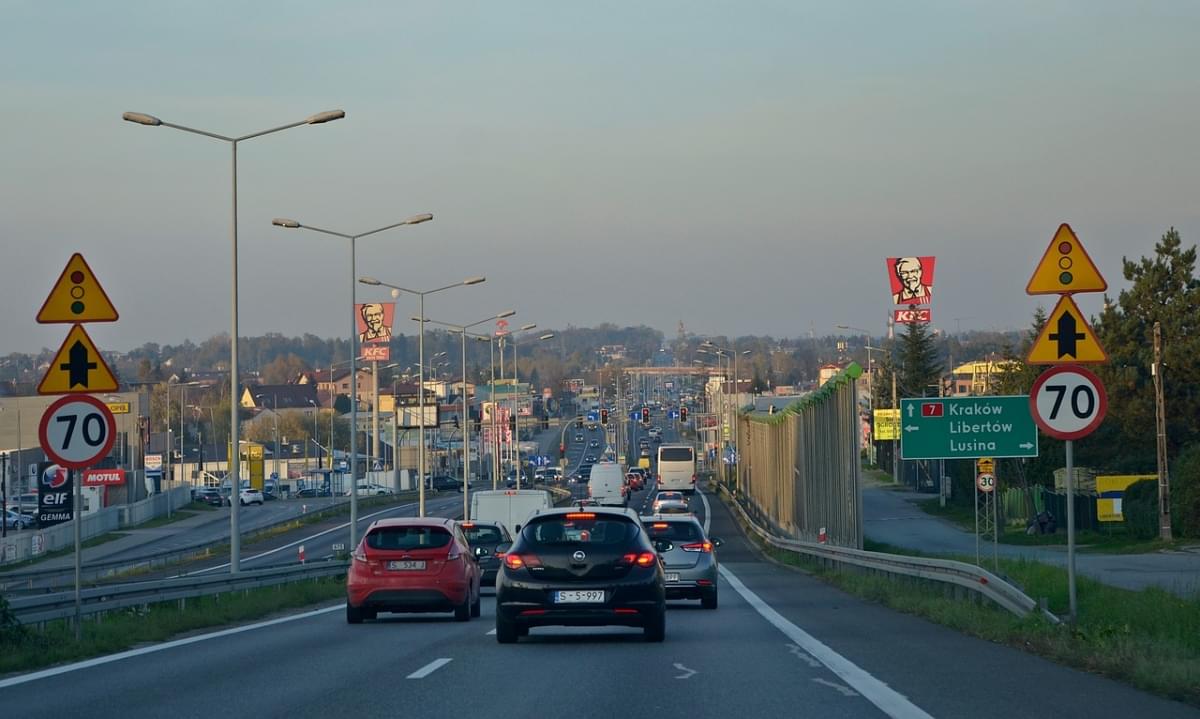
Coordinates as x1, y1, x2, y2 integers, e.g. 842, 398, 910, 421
459, 520, 512, 585
494, 507, 665, 643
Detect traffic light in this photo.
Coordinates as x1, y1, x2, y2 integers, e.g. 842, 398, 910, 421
641, 407, 650, 424
679, 406, 688, 423
453, 415, 460, 429
559, 443, 566, 459
600, 408, 609, 425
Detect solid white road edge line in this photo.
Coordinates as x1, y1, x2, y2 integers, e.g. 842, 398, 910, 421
0, 604, 343, 690
705, 482, 934, 719
407, 657, 453, 679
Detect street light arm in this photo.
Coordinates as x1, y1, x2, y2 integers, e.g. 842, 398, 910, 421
355, 214, 435, 239
283, 223, 354, 240
123, 113, 236, 141
236, 113, 339, 142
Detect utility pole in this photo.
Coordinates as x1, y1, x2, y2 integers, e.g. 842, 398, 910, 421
1153, 321, 1172, 541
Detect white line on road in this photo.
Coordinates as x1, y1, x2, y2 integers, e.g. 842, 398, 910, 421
407, 658, 453, 679
486, 628, 497, 635
813, 677, 860, 697
673, 662, 697, 679
0, 604, 344, 690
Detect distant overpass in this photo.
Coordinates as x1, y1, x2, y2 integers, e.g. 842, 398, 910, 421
620, 366, 716, 376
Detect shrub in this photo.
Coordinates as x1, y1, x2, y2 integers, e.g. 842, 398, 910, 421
1122, 479, 1159, 540
1170, 444, 1200, 538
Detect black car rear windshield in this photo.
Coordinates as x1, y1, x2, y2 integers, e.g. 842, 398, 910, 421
646, 521, 702, 542
524, 516, 638, 546
463, 525, 504, 544
366, 526, 452, 550
659, 447, 694, 462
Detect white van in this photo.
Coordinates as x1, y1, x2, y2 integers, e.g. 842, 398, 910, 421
471, 489, 553, 534
656, 444, 697, 493
587, 462, 627, 507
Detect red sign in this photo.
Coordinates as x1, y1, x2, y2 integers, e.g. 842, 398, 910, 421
355, 302, 395, 345
893, 307, 932, 325
83, 468, 126, 486
886, 256, 937, 306
921, 402, 944, 418
361, 344, 390, 362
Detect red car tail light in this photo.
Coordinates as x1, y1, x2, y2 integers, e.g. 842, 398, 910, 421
504, 553, 542, 570
353, 548, 367, 563
621, 552, 657, 567
681, 541, 713, 553
565, 512, 596, 520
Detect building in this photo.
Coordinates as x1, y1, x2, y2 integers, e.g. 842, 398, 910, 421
947, 360, 1020, 396
240, 384, 321, 412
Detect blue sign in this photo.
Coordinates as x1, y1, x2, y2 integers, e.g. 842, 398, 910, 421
668, 410, 680, 419
586, 411, 598, 421
629, 411, 640, 422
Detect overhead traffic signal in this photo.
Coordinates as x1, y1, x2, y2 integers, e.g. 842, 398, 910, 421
679, 406, 687, 423
600, 408, 609, 425
641, 407, 650, 424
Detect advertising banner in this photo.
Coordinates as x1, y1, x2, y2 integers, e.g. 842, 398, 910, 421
355, 302, 395, 361
886, 256, 936, 306
37, 462, 73, 526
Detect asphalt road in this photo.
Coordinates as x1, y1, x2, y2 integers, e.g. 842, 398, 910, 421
4, 475, 1196, 718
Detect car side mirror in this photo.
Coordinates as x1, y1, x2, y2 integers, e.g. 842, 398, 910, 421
495, 542, 513, 554
711, 537, 723, 548
473, 546, 488, 559
653, 539, 674, 553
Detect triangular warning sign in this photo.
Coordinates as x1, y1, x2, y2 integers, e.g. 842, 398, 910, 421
1026, 295, 1108, 365
38, 324, 120, 395
36, 253, 119, 323
1026, 224, 1108, 295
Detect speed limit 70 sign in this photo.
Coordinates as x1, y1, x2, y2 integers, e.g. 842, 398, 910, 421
1029, 365, 1107, 440
38, 394, 117, 469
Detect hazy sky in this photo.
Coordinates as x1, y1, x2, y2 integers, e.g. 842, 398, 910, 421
4, 1, 1198, 355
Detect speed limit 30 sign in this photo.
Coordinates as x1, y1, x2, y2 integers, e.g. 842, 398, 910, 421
38, 394, 117, 469
1029, 365, 1107, 440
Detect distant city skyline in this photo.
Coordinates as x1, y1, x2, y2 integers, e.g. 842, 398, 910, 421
4, 2, 1196, 354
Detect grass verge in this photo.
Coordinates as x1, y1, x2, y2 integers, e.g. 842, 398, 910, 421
727, 497, 1200, 707
915, 498, 1188, 553
0, 575, 346, 675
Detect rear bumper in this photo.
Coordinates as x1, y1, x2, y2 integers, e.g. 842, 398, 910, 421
496, 575, 664, 627
347, 575, 471, 611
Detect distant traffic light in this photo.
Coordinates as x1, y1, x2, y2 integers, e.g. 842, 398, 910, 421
453, 415, 460, 429
679, 406, 688, 423
641, 407, 650, 424
600, 408, 609, 425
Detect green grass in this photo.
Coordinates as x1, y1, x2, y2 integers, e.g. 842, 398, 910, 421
745, 529, 1200, 706
0, 576, 346, 674
915, 498, 1187, 553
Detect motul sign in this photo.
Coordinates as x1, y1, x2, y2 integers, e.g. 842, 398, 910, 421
82, 468, 126, 486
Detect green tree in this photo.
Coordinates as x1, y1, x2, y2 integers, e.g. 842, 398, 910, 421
897, 321, 943, 398
1091, 227, 1200, 471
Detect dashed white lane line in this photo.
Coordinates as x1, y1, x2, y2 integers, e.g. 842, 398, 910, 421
0, 604, 344, 689
486, 628, 497, 635
407, 658, 453, 679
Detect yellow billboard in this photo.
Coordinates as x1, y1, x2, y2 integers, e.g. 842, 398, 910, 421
1096, 474, 1154, 522
873, 409, 900, 441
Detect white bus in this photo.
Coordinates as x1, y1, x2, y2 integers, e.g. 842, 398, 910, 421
656, 444, 696, 494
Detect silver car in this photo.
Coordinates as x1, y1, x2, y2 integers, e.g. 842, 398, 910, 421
642, 515, 721, 609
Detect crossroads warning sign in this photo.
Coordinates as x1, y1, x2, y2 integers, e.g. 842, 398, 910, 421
38, 324, 119, 394
1026, 295, 1108, 365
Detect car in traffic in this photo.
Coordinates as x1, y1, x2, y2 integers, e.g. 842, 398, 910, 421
587, 462, 628, 507
459, 520, 513, 585
239, 488, 265, 506
625, 471, 644, 492
651, 490, 688, 514
574, 433, 585, 442
494, 507, 665, 642
642, 515, 721, 609
589, 439, 600, 448
584, 454, 597, 463
346, 517, 482, 623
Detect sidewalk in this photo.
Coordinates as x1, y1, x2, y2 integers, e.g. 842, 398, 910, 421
863, 479, 1200, 597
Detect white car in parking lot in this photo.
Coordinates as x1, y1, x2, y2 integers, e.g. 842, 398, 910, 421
345, 482, 395, 496
239, 488, 265, 505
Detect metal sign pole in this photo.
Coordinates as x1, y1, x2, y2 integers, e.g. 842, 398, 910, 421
992, 465, 1000, 571
974, 481, 980, 567
73, 467, 82, 641
1065, 439, 1077, 621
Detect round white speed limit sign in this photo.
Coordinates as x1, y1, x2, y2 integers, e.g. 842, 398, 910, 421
38, 394, 117, 469
976, 473, 996, 493
1029, 365, 1107, 440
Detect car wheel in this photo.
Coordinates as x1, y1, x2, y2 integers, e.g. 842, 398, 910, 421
643, 609, 666, 642
240, 500, 246, 506
496, 614, 519, 643
256, 500, 263, 506
701, 589, 718, 610
346, 602, 364, 624
470, 592, 481, 618
454, 595, 471, 622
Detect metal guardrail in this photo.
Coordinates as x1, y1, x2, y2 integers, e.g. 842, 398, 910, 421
8, 560, 348, 625
0, 495, 389, 592
719, 485, 1058, 623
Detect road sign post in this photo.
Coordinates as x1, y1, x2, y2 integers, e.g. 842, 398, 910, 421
899, 396, 1037, 460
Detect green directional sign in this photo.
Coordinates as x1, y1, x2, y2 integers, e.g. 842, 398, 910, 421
899, 395, 1038, 460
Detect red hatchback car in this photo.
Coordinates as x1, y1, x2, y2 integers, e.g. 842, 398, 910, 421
346, 517, 482, 623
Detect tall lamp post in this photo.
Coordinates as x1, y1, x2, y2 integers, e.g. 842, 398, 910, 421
125, 108, 345, 573
838, 324, 892, 477
359, 275, 486, 516
272, 214, 432, 550
416, 311, 516, 520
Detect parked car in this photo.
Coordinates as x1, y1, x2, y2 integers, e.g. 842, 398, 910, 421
195, 488, 226, 507
428, 475, 463, 492
4, 508, 35, 529
239, 488, 265, 506
346, 482, 395, 496
346, 517, 482, 623
296, 485, 332, 498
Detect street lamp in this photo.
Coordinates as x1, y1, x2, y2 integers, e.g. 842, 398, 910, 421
273, 213, 432, 549
416, 310, 516, 519
359, 275, 485, 516
510, 326, 554, 488
125, 108, 344, 573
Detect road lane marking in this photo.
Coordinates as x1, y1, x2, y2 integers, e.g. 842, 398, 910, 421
719, 565, 933, 719
407, 658, 453, 679
485, 628, 497, 635
786, 643, 823, 668
813, 677, 860, 697
0, 604, 344, 689
673, 662, 697, 679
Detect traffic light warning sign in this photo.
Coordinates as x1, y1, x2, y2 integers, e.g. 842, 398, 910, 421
37, 253, 119, 323
1026, 224, 1107, 295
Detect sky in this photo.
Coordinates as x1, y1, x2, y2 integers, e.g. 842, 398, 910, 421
3, 1, 1199, 355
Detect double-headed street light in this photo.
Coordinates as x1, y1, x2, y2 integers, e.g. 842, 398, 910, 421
416, 310, 516, 519
125, 108, 344, 573
360, 275, 485, 516
274, 215, 432, 549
